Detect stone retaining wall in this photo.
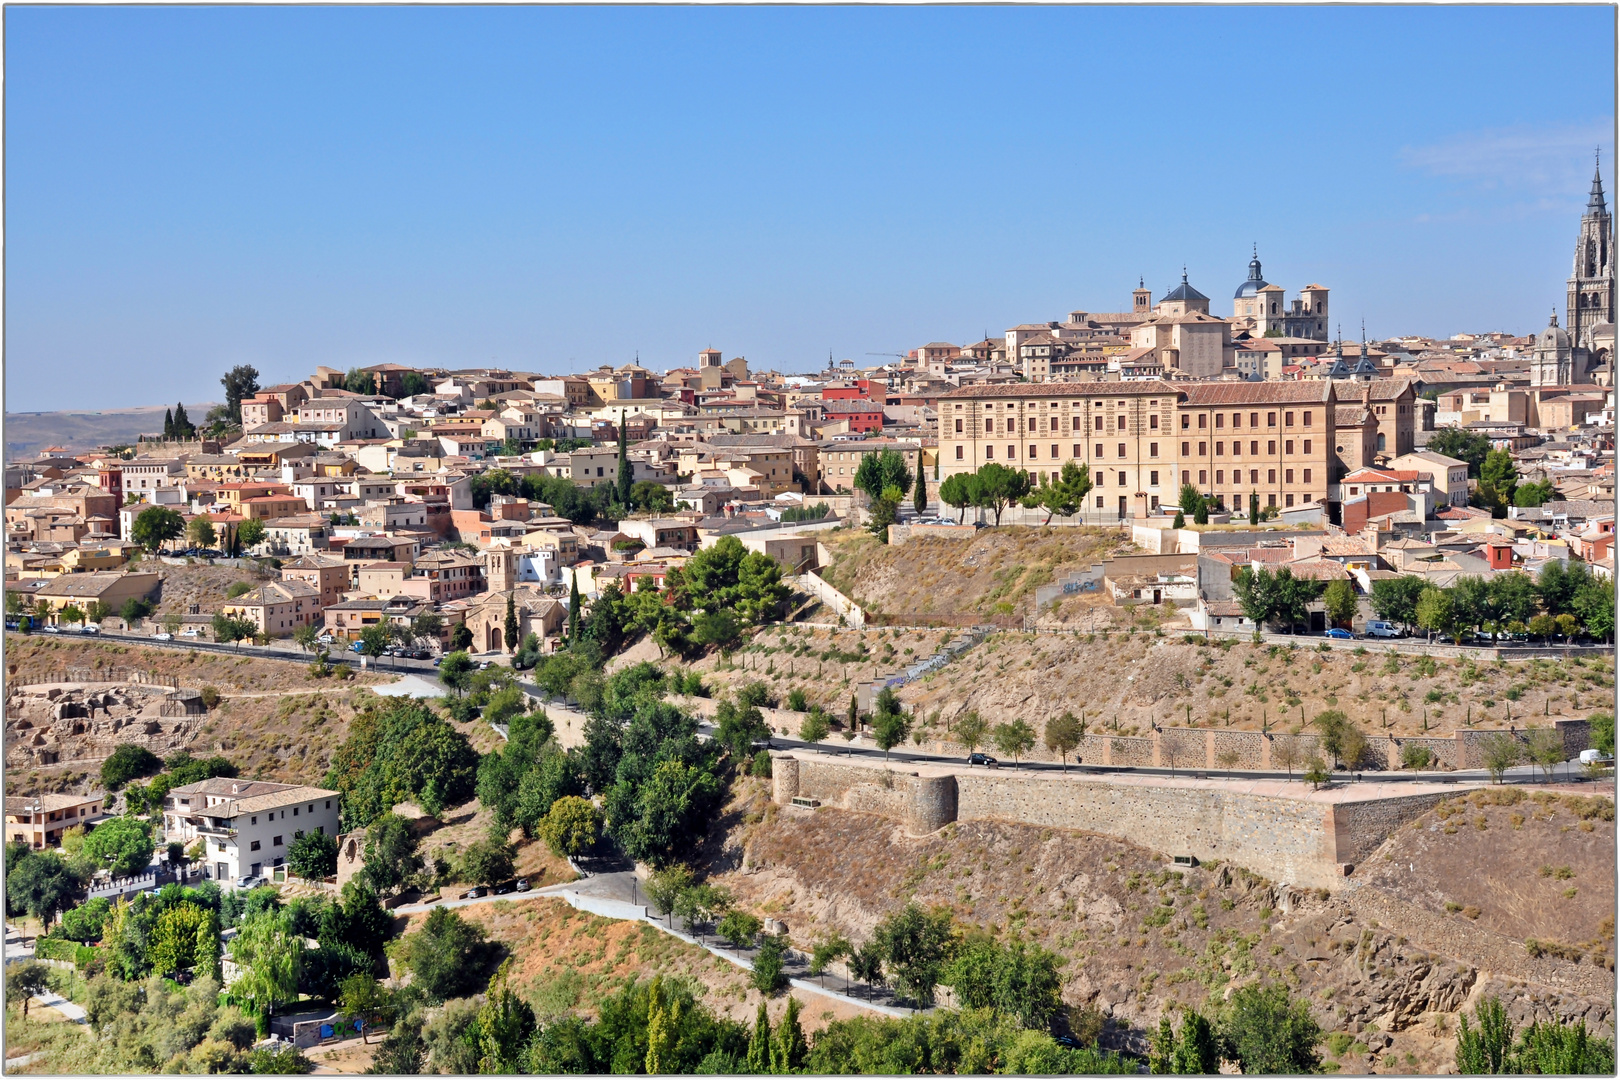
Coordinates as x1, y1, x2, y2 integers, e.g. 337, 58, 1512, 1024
772, 752, 1463, 890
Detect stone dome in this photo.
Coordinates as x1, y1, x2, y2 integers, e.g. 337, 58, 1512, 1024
1537, 311, 1571, 352
1234, 250, 1271, 299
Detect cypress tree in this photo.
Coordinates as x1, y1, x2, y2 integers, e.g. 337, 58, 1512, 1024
616, 411, 633, 509
1249, 491, 1260, 526
567, 573, 581, 642
771, 996, 806, 1073
913, 464, 928, 516
504, 594, 520, 652
163, 409, 174, 439
746, 1002, 771, 1074
174, 402, 190, 438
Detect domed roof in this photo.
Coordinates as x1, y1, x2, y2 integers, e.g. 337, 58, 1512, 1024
1537, 311, 1570, 350
1234, 247, 1272, 299
1160, 271, 1208, 304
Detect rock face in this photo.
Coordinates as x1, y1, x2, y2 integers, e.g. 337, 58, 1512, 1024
4, 681, 207, 768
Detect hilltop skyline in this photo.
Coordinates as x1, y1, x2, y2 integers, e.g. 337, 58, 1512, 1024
5, 4, 1615, 412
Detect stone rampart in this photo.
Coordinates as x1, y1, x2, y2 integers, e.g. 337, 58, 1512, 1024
772, 752, 1467, 890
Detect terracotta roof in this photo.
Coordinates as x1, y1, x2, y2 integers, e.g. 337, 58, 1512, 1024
1181, 383, 1333, 405
939, 381, 1179, 400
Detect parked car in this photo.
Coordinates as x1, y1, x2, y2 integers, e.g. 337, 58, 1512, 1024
235, 875, 264, 890
463, 886, 485, 899
349, 640, 366, 653
1365, 621, 1403, 638
494, 882, 513, 895
968, 753, 999, 767
515, 878, 531, 893
1579, 749, 1614, 764
317, 634, 334, 644
1323, 628, 1354, 640
181, 627, 201, 637
153, 632, 174, 641
42, 624, 61, 634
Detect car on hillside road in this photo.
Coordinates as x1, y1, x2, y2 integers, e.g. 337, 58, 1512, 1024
317, 634, 334, 645
463, 886, 485, 899
515, 878, 531, 892
968, 753, 999, 768
1323, 628, 1354, 640
1365, 621, 1403, 638
153, 632, 174, 641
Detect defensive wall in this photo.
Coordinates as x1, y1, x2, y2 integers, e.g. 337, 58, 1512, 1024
772, 752, 1466, 891
905, 719, 1590, 773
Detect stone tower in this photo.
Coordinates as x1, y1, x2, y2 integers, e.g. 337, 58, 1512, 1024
1567, 154, 1615, 378
1531, 310, 1574, 387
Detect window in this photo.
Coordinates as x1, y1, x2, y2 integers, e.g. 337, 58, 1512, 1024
295, 830, 304, 840
1267, 494, 1277, 508
1216, 470, 1224, 484
274, 835, 284, 846
1232, 413, 1242, 428
1250, 469, 1260, 484
1303, 411, 1312, 426
1149, 470, 1159, 486
1198, 442, 1206, 455
1072, 416, 1081, 431
1117, 415, 1126, 431
1285, 469, 1294, 483
1198, 470, 1207, 485
1286, 494, 1295, 507
955, 445, 964, 460
1250, 413, 1260, 428
293, 807, 299, 816
1215, 441, 1224, 456
1050, 444, 1058, 459
1116, 472, 1126, 487
250, 840, 262, 851
955, 419, 963, 433
1303, 439, 1311, 454
1268, 441, 1276, 454
1007, 445, 1016, 459
1214, 414, 1224, 429
1285, 440, 1294, 455
1029, 444, 1038, 458
1267, 412, 1276, 427
1181, 441, 1189, 456
1072, 444, 1081, 458
1095, 443, 1103, 457
1117, 443, 1126, 457
1198, 414, 1207, 429
1250, 441, 1259, 456
1096, 471, 1105, 486
1093, 416, 1103, 430
1267, 469, 1277, 483
986, 446, 994, 458
1095, 496, 1104, 508
1181, 470, 1190, 484
1181, 414, 1190, 429
1302, 469, 1311, 483
1149, 442, 1158, 458
1285, 412, 1294, 426
251, 816, 258, 825
1149, 415, 1159, 429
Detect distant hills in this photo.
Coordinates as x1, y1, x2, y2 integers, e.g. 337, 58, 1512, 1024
4, 403, 221, 458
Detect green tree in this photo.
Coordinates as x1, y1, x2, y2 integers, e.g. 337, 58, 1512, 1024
955, 711, 988, 758
288, 831, 338, 881
6, 855, 79, 925
229, 909, 303, 1034
1513, 1017, 1615, 1074
867, 485, 904, 542
871, 902, 954, 1007
609, 758, 725, 868
461, 835, 515, 888
912, 462, 929, 516
747, 1002, 772, 1073
187, 515, 217, 550
1426, 427, 1492, 477
438, 650, 476, 696
1322, 579, 1358, 628
872, 709, 910, 762
752, 932, 788, 995
503, 593, 520, 652
1416, 586, 1457, 642
399, 906, 489, 1001
1456, 996, 1516, 1075
1248, 491, 1260, 526
1477, 449, 1519, 516
360, 814, 422, 895
1019, 461, 1092, 524
566, 573, 582, 641
102, 744, 163, 790
6, 961, 51, 1019
1536, 560, 1592, 618
1573, 576, 1615, 642
358, 622, 391, 664
798, 709, 831, 745
344, 368, 378, 395
400, 371, 432, 398
234, 516, 266, 554
938, 472, 979, 523
719, 909, 762, 951
1043, 711, 1085, 771
132, 505, 185, 553
82, 815, 155, 878
538, 796, 600, 858
1513, 479, 1556, 507
220, 364, 261, 424
771, 994, 808, 1072
972, 463, 1029, 526
1216, 981, 1322, 1075
615, 412, 634, 508
149, 901, 220, 980
853, 449, 913, 504
1479, 732, 1521, 783
993, 718, 1037, 768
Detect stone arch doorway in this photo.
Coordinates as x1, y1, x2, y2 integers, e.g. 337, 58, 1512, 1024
486, 625, 502, 653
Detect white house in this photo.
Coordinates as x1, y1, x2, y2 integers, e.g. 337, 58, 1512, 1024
163, 779, 340, 887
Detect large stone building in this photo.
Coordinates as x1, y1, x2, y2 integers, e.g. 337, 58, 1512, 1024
1230, 248, 1330, 341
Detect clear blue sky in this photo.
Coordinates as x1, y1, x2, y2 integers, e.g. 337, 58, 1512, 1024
6, 5, 1614, 412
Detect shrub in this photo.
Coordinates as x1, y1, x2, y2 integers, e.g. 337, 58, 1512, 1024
101, 745, 162, 791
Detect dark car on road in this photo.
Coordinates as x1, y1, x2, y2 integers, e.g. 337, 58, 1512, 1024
968, 753, 998, 767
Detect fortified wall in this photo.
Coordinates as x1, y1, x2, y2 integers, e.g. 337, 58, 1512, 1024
772, 752, 1464, 891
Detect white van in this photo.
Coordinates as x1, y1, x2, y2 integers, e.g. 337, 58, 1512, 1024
1365, 621, 1402, 638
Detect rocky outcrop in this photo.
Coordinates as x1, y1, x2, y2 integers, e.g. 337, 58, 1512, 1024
5, 681, 207, 769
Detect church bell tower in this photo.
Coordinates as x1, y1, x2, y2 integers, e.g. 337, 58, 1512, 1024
1567, 153, 1615, 375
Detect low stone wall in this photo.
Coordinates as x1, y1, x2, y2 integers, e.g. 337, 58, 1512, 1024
772, 752, 1465, 890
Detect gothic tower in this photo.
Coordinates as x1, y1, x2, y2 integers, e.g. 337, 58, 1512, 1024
1567, 154, 1615, 378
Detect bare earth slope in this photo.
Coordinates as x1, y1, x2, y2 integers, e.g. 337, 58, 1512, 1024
703, 778, 1613, 1074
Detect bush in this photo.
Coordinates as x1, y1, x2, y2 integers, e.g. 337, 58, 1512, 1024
225, 581, 254, 599
749, 750, 773, 778
785, 689, 808, 712
199, 685, 221, 709
737, 681, 773, 709
1400, 743, 1435, 771
751, 933, 787, 995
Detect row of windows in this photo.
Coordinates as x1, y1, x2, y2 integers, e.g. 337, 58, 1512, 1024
957, 414, 1162, 434
1181, 410, 1313, 430
1179, 468, 1311, 486
1178, 439, 1313, 456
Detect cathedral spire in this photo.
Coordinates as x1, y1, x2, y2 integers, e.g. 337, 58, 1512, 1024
1589, 150, 1607, 214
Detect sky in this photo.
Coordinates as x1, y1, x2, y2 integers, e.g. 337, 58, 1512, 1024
5, 5, 1615, 413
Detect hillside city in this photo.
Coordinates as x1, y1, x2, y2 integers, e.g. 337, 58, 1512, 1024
2, 169, 1615, 1075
